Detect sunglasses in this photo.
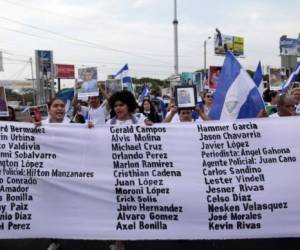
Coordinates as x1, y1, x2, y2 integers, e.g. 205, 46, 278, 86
206, 95, 213, 98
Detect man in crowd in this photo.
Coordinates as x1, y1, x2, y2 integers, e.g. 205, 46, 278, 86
291, 87, 300, 115
164, 104, 209, 123
73, 82, 110, 125
151, 89, 167, 122
270, 94, 296, 117
164, 107, 193, 123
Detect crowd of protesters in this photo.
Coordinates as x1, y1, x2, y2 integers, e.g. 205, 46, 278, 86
2, 82, 299, 126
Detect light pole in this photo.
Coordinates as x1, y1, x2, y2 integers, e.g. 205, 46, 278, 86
173, 0, 179, 75
204, 36, 211, 77
29, 57, 36, 105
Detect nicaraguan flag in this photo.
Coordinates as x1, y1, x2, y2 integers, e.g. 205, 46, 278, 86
253, 61, 264, 96
115, 64, 133, 91
282, 61, 300, 92
56, 88, 75, 114
141, 85, 150, 98
138, 85, 150, 103
209, 52, 265, 120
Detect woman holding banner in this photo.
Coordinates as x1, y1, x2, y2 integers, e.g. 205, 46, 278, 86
32, 98, 70, 126
44, 98, 70, 124
32, 98, 70, 250
106, 90, 151, 250
107, 90, 152, 125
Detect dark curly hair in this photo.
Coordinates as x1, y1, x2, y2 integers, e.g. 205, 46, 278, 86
108, 90, 138, 114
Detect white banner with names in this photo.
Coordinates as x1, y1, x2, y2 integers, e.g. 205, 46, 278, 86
0, 117, 300, 239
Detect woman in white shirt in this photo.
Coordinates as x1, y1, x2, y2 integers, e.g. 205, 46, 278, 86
106, 90, 151, 125
106, 90, 151, 250
33, 98, 70, 125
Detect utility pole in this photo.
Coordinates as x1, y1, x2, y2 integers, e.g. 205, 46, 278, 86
29, 57, 35, 105
173, 0, 179, 75
204, 40, 207, 75
204, 37, 211, 76
202, 36, 211, 92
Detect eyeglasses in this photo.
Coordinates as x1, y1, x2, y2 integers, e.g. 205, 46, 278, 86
206, 95, 213, 98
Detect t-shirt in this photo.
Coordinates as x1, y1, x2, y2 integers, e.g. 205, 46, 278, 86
106, 114, 146, 125
81, 79, 97, 92
165, 111, 180, 123
87, 104, 107, 125
165, 111, 202, 123
269, 113, 280, 118
42, 116, 71, 124
204, 105, 211, 116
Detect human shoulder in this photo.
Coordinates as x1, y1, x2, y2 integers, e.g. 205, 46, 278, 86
42, 116, 71, 124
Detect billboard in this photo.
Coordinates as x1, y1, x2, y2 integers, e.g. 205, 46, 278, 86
36, 50, 54, 77
35, 50, 55, 104
280, 36, 300, 56
214, 32, 244, 56
54, 64, 75, 79
181, 72, 194, 85
209, 66, 222, 90
0, 80, 33, 89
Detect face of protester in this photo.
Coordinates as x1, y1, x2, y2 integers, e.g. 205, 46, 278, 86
279, 98, 296, 116
292, 89, 300, 104
204, 93, 213, 106
271, 93, 279, 105
48, 99, 65, 123
89, 96, 100, 109
114, 101, 130, 121
179, 109, 193, 122
143, 101, 151, 112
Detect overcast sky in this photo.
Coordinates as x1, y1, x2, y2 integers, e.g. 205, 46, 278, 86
0, 0, 299, 86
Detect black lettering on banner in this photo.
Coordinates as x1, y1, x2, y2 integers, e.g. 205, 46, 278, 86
209, 221, 234, 231
200, 122, 296, 232
110, 125, 185, 232
116, 221, 136, 230
7, 222, 30, 230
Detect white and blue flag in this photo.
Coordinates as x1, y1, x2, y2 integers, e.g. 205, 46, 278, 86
138, 85, 150, 103
209, 52, 265, 120
115, 64, 133, 91
282, 61, 300, 92
253, 61, 264, 96
141, 85, 150, 98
